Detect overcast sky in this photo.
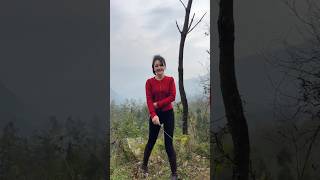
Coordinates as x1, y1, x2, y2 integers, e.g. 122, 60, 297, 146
110, 0, 210, 100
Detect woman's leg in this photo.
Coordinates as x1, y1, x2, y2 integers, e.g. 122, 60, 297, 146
142, 118, 161, 167
163, 110, 177, 175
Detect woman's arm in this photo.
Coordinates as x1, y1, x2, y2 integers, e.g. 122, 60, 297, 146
156, 77, 176, 108
145, 80, 157, 118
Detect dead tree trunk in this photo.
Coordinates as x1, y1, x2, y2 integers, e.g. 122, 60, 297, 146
176, 0, 206, 134
218, 0, 250, 179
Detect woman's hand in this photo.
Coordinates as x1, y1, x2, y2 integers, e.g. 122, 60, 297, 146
151, 115, 160, 126
153, 102, 158, 109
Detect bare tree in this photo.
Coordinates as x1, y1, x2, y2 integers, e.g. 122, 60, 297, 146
176, 0, 206, 134
218, 0, 250, 179
263, 0, 320, 179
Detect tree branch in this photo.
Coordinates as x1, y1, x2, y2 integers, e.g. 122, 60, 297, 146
283, 0, 313, 27
300, 123, 320, 179
178, 0, 187, 9
176, 20, 182, 33
213, 131, 234, 164
188, 13, 196, 30
188, 12, 207, 34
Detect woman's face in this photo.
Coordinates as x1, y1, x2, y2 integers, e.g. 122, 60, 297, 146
153, 60, 165, 76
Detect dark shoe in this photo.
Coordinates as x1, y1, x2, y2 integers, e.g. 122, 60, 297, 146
171, 173, 178, 180
141, 164, 148, 176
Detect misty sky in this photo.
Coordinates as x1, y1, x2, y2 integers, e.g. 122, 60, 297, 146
210, 0, 306, 59
110, 0, 210, 100
110, 0, 308, 101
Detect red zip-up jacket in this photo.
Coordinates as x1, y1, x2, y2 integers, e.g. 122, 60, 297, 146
145, 75, 176, 119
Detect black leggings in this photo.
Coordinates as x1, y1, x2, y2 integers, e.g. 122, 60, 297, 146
142, 109, 177, 174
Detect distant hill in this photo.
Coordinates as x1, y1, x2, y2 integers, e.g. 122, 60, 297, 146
110, 88, 125, 104
213, 48, 300, 128
176, 74, 208, 102
0, 80, 24, 129
110, 75, 207, 105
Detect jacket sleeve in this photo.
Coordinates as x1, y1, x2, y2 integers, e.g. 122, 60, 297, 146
157, 77, 176, 108
145, 80, 157, 118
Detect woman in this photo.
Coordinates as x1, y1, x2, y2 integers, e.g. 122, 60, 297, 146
141, 55, 178, 179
